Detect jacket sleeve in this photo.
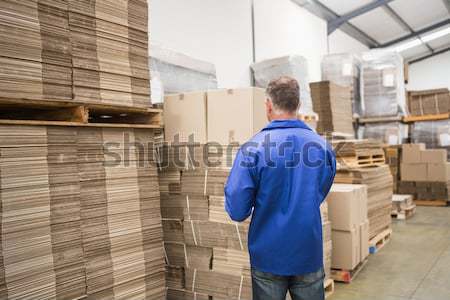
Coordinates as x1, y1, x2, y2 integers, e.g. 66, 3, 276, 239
224, 150, 257, 222
320, 145, 337, 202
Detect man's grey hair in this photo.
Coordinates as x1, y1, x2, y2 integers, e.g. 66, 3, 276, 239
266, 76, 300, 114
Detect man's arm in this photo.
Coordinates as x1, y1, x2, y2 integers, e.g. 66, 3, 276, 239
224, 150, 257, 222
320, 145, 337, 201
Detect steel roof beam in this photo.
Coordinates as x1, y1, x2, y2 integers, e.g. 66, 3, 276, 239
408, 45, 450, 64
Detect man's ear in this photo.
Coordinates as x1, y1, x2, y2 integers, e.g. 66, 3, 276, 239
265, 99, 272, 113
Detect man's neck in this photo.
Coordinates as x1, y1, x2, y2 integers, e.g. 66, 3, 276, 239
270, 113, 297, 121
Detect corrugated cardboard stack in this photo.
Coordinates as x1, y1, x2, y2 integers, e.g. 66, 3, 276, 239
384, 145, 402, 193
310, 81, 354, 136
0, 126, 166, 299
326, 184, 369, 270
321, 53, 361, 117
0, 0, 72, 100
411, 120, 450, 160
0, 0, 151, 107
408, 89, 450, 116
68, 0, 151, 107
358, 122, 409, 145
333, 140, 393, 239
399, 144, 450, 202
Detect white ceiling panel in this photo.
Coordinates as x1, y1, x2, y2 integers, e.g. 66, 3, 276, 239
350, 7, 410, 44
389, 0, 450, 31
401, 44, 431, 59
317, 0, 373, 16
426, 34, 450, 49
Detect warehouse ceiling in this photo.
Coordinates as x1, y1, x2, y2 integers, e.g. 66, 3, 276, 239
292, 0, 450, 64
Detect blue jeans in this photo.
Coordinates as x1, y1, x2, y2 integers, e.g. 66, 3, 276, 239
251, 268, 325, 300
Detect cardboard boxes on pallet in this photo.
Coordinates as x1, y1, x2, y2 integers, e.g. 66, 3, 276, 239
327, 184, 369, 270
0, 126, 166, 299
408, 89, 450, 116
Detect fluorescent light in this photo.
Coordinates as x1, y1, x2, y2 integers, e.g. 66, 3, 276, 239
422, 26, 450, 42
393, 39, 422, 52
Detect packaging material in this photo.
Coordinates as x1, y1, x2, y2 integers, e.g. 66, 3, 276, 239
0, 126, 166, 299
398, 181, 450, 201
321, 53, 362, 117
411, 120, 450, 160
164, 91, 207, 143
310, 81, 354, 135
360, 221, 370, 261
207, 88, 267, 145
360, 50, 407, 118
0, 1, 152, 107
335, 165, 393, 239
326, 184, 368, 231
408, 89, 450, 116
384, 145, 402, 192
402, 143, 425, 163
251, 55, 314, 115
358, 122, 409, 145
420, 149, 448, 164
427, 163, 450, 182
400, 163, 428, 182
331, 228, 361, 270
150, 44, 218, 95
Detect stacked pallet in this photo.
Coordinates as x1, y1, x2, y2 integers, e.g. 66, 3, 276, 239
310, 81, 354, 136
0, 126, 166, 299
159, 145, 332, 299
0, 0, 151, 108
333, 139, 385, 169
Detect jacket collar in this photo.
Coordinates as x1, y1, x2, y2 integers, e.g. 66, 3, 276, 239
261, 119, 312, 132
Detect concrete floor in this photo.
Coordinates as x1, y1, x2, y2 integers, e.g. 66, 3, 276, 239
330, 207, 450, 300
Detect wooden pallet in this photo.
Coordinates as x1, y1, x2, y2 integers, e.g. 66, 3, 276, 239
324, 278, 334, 299
337, 149, 386, 169
391, 204, 416, 220
369, 228, 392, 254
358, 115, 403, 124
414, 200, 448, 207
0, 98, 163, 128
331, 259, 368, 283
403, 113, 449, 123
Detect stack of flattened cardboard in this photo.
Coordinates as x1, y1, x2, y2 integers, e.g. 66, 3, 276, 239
334, 165, 393, 239
384, 145, 402, 193
399, 144, 450, 202
358, 122, 409, 145
0, 0, 72, 101
68, 0, 151, 107
408, 89, 450, 116
310, 81, 354, 136
0, 126, 166, 300
326, 184, 369, 271
0, 0, 151, 108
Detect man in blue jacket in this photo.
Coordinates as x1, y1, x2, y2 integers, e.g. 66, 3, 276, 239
225, 76, 336, 300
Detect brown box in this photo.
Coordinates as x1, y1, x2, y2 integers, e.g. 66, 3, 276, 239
427, 163, 450, 182
326, 184, 367, 231
402, 144, 425, 163
401, 163, 428, 182
421, 149, 447, 164
164, 91, 207, 143
331, 228, 361, 270
207, 88, 267, 145
360, 221, 369, 262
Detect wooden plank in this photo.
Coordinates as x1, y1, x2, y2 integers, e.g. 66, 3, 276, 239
369, 228, 392, 254
358, 115, 404, 124
414, 200, 448, 207
324, 279, 334, 299
0, 120, 162, 129
403, 113, 449, 123
331, 259, 368, 283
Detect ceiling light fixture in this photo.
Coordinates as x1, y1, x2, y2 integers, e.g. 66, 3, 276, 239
390, 25, 450, 53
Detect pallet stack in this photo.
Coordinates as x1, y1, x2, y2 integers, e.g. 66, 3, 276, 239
159, 149, 334, 299
310, 81, 354, 136
0, 126, 166, 299
0, 0, 152, 108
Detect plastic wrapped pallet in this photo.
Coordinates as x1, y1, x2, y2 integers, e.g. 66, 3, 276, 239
150, 44, 218, 96
360, 51, 407, 118
358, 122, 409, 145
411, 120, 450, 160
251, 55, 314, 115
322, 53, 362, 117
408, 89, 450, 116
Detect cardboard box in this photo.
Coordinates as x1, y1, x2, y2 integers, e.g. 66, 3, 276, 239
207, 88, 267, 145
360, 221, 369, 262
164, 92, 207, 143
421, 149, 447, 164
331, 228, 361, 270
327, 184, 367, 231
401, 144, 425, 163
401, 163, 428, 182
427, 163, 450, 182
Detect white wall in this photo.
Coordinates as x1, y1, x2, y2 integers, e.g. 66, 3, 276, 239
253, 0, 328, 82
150, 0, 253, 88
328, 29, 369, 55
407, 51, 450, 90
